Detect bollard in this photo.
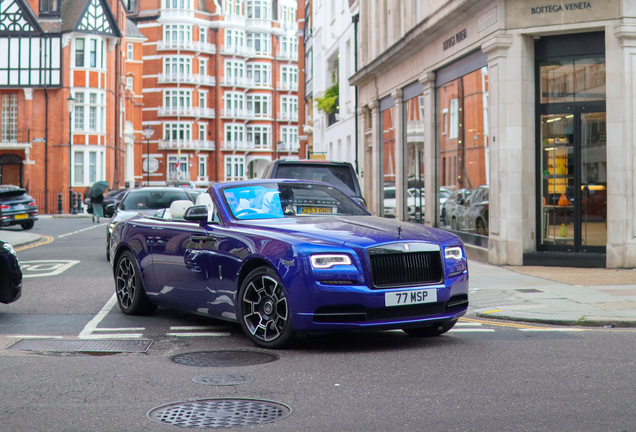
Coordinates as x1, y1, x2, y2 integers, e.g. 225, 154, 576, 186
58, 192, 63, 214
72, 192, 78, 215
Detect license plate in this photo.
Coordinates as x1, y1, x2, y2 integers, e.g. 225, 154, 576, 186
14, 214, 28, 220
299, 206, 333, 214
385, 289, 437, 307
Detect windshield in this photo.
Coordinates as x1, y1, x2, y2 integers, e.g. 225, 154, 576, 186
275, 165, 357, 196
120, 189, 190, 210
222, 183, 368, 220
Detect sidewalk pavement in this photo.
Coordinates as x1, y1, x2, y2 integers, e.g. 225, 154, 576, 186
2, 222, 636, 328
0, 213, 91, 247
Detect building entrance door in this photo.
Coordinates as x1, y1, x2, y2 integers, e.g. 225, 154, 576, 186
539, 103, 606, 252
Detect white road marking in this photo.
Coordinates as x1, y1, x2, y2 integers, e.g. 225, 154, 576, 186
455, 322, 483, 327
78, 294, 118, 339
166, 332, 231, 337
8, 335, 64, 339
21, 260, 80, 278
80, 333, 145, 339
448, 329, 496, 333
58, 223, 107, 238
169, 326, 231, 331
92, 327, 145, 332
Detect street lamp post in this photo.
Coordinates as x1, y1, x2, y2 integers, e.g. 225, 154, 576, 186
66, 95, 75, 214
142, 126, 154, 186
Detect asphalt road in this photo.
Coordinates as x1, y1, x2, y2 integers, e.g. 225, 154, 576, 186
0, 218, 634, 431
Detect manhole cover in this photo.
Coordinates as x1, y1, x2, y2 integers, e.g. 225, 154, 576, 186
8, 339, 153, 353
171, 351, 278, 367
516, 288, 544, 293
147, 398, 292, 428
193, 374, 255, 386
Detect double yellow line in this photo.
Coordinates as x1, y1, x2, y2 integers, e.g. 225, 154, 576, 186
460, 316, 559, 330
15, 235, 54, 252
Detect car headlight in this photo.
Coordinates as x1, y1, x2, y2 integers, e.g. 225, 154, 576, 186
444, 246, 463, 260
310, 254, 352, 269
2, 243, 16, 255
108, 222, 116, 234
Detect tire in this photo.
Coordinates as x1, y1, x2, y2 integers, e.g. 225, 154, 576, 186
21, 221, 34, 230
238, 266, 295, 349
403, 320, 457, 337
106, 234, 110, 261
476, 218, 488, 236
115, 250, 157, 315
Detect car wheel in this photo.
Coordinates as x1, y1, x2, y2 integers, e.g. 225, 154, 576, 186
238, 266, 295, 349
451, 217, 457, 230
115, 250, 156, 315
20, 221, 34, 230
106, 234, 110, 261
403, 320, 457, 337
476, 218, 488, 236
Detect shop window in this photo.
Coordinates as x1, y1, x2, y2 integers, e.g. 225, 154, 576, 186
540, 57, 605, 104
380, 104, 396, 219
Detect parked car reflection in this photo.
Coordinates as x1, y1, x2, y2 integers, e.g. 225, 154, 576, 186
384, 187, 417, 219
441, 186, 489, 236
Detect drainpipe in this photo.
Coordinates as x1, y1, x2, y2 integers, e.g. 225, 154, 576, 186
352, 13, 359, 175
44, 87, 49, 213
213, 28, 219, 181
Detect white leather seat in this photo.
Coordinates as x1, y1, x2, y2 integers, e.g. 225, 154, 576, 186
195, 193, 214, 210
169, 200, 193, 219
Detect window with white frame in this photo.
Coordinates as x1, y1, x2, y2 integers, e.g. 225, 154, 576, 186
449, 98, 459, 139
225, 0, 242, 14
167, 154, 188, 180
225, 155, 245, 181
88, 93, 97, 131
165, 24, 191, 42
224, 60, 244, 84
280, 126, 298, 148
246, 94, 270, 117
246, 63, 270, 86
442, 108, 448, 135
74, 37, 105, 69
199, 58, 207, 76
73, 91, 106, 132
225, 29, 245, 50
74, 93, 85, 130
164, 89, 192, 108
246, 0, 269, 19
280, 65, 298, 88
164, 0, 191, 9
246, 125, 270, 149
199, 123, 206, 141
247, 33, 269, 55
280, 5, 295, 23
199, 91, 207, 108
281, 36, 298, 57
1, 94, 18, 142
199, 27, 207, 44
164, 123, 191, 141
127, 43, 134, 59
224, 92, 244, 115
75, 38, 85, 67
126, 77, 133, 90
280, 96, 298, 119
198, 155, 207, 179
305, 47, 312, 82
72, 147, 105, 185
165, 57, 192, 75
225, 124, 244, 146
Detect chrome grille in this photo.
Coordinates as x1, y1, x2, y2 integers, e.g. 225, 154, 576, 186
369, 251, 443, 288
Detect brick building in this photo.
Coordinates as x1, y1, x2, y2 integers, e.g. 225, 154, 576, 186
127, 0, 303, 185
0, 0, 127, 213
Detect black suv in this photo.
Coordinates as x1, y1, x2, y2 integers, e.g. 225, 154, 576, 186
0, 186, 38, 230
262, 160, 366, 208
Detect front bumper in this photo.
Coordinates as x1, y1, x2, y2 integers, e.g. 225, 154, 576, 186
0, 212, 38, 227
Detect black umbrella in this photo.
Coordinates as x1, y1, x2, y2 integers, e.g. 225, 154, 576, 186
89, 181, 109, 198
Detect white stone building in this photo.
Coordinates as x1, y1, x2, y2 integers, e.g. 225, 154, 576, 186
309, 0, 359, 165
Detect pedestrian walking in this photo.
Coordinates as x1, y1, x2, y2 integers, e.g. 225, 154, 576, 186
88, 181, 109, 223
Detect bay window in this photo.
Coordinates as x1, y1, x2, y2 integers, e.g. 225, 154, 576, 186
246, 94, 270, 117
225, 155, 245, 181
247, 125, 270, 149
247, 63, 270, 86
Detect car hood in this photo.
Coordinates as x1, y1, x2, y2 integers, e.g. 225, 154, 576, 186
235, 215, 451, 248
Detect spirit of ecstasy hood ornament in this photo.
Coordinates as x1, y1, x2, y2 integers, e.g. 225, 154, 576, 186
395, 226, 403, 239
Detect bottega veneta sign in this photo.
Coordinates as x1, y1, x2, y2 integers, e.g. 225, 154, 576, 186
443, 29, 467, 51
531, 2, 591, 14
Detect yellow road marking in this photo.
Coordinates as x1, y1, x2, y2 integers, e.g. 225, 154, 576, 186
460, 316, 636, 331
15, 235, 54, 252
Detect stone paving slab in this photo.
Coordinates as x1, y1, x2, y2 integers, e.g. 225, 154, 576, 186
0, 230, 41, 247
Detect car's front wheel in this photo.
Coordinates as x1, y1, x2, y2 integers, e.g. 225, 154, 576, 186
238, 266, 295, 349
403, 320, 457, 337
115, 250, 156, 315
21, 221, 34, 230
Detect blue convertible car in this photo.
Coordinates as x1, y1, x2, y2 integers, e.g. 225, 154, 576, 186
110, 180, 469, 348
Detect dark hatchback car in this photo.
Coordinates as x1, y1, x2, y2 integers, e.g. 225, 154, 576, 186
104, 187, 194, 260
0, 239, 22, 304
262, 160, 366, 208
0, 186, 38, 230
85, 188, 129, 214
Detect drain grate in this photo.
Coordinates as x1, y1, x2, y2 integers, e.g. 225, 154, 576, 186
147, 398, 292, 428
8, 339, 153, 353
193, 374, 255, 386
171, 351, 278, 367
516, 288, 544, 293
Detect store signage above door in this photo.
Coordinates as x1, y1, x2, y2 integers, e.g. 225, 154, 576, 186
531, 2, 591, 14
443, 29, 468, 51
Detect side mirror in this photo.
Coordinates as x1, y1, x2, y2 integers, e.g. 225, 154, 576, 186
184, 205, 209, 224
104, 203, 116, 217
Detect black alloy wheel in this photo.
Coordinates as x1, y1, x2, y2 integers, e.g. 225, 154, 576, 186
238, 267, 295, 349
21, 221, 34, 230
115, 250, 156, 315
402, 320, 457, 337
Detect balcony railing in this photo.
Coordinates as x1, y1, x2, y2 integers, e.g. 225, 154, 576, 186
220, 76, 248, 87
221, 141, 272, 151
220, 109, 247, 118
158, 107, 216, 118
160, 8, 195, 19
277, 50, 298, 61
158, 139, 215, 151
220, 45, 249, 56
244, 110, 272, 120
245, 78, 271, 88
277, 142, 300, 152
277, 81, 298, 91
277, 112, 299, 121
157, 40, 216, 54
0, 129, 30, 146
245, 47, 271, 57
224, 14, 246, 25
280, 21, 298, 31
246, 18, 272, 29
158, 73, 216, 86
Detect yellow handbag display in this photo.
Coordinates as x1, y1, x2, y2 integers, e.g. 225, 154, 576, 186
559, 223, 569, 238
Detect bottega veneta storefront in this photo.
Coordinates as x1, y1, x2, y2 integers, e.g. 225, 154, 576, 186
351, 0, 636, 268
